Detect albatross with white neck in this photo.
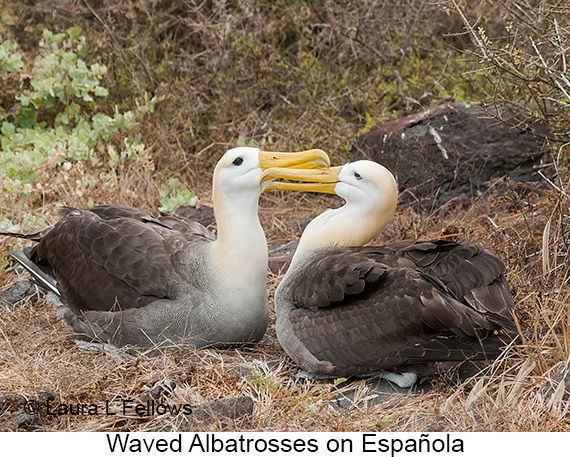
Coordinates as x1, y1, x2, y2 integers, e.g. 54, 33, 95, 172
263, 160, 517, 387
2, 147, 330, 349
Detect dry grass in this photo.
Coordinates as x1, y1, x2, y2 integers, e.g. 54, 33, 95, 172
2, 0, 570, 433
2, 168, 570, 432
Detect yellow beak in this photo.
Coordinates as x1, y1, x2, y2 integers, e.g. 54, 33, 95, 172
261, 165, 343, 194
258, 149, 330, 171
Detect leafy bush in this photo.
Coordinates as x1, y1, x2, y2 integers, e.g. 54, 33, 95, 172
453, 0, 570, 144
0, 21, 158, 223
159, 177, 198, 213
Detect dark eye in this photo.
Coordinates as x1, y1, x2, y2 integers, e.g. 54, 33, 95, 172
354, 172, 362, 180
232, 157, 244, 166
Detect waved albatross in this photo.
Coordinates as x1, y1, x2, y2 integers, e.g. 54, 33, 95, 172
2, 147, 329, 349
263, 160, 517, 387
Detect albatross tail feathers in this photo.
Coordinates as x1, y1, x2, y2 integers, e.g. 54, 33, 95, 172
0, 229, 44, 242
7, 249, 61, 298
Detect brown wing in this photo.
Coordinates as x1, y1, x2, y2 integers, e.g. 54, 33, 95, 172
288, 251, 386, 311
367, 239, 516, 329
31, 204, 214, 313
89, 204, 216, 242
279, 241, 516, 376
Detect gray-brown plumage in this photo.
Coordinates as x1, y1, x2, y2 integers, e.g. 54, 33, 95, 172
33, 205, 216, 313
269, 160, 517, 384
277, 239, 515, 378
2, 147, 330, 349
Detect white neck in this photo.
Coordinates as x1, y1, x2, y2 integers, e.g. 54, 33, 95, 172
210, 187, 268, 299
291, 194, 395, 269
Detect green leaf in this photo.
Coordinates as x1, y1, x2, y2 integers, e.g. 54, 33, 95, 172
55, 111, 69, 125
50, 32, 65, 44
159, 178, 199, 213
17, 93, 30, 107
236, 134, 247, 147
16, 107, 36, 128
1, 121, 15, 137
2, 12, 15, 25
1, 137, 12, 150
63, 51, 77, 65
77, 43, 87, 57
107, 145, 119, 168
42, 29, 53, 41
112, 113, 124, 128
67, 26, 82, 41
65, 102, 80, 120
94, 86, 108, 98
0, 40, 24, 73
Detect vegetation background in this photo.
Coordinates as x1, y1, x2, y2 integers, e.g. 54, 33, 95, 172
1, 0, 570, 432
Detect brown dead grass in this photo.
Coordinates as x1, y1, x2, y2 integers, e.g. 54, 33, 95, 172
2, 0, 570, 433
2, 166, 570, 432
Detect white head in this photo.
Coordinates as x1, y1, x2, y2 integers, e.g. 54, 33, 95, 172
213, 147, 266, 202
262, 159, 398, 252
333, 160, 398, 228
210, 146, 329, 245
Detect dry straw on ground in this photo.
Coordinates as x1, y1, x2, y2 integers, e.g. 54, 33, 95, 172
2, 0, 570, 432
2, 168, 570, 432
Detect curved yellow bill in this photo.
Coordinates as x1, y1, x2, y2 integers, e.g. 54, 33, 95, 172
258, 149, 330, 170
261, 166, 343, 194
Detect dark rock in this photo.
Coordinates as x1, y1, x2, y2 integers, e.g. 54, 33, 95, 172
284, 218, 311, 237
174, 205, 216, 229
192, 396, 254, 422
267, 240, 299, 274
543, 365, 570, 400
0, 281, 36, 307
422, 416, 452, 432
174, 396, 254, 430
139, 381, 177, 403
350, 101, 551, 211
10, 410, 44, 430
329, 377, 432, 410
0, 394, 25, 414
540, 361, 570, 417
36, 391, 56, 402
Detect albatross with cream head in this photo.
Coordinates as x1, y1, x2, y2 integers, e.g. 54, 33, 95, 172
2, 147, 329, 349
263, 160, 517, 387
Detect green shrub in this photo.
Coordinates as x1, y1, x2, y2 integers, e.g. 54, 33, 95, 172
159, 177, 198, 213
453, 1, 570, 144
0, 23, 157, 220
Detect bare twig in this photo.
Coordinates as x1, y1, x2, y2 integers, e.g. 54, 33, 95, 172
451, 0, 487, 59
539, 170, 570, 201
